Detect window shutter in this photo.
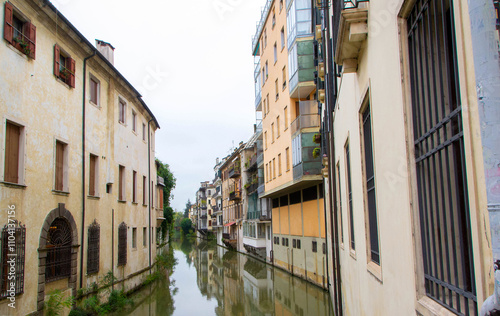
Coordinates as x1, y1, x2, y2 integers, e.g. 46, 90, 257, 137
3, 2, 13, 44
54, 45, 60, 77
4, 123, 20, 183
68, 57, 75, 88
55, 142, 64, 191
89, 156, 95, 196
27, 22, 35, 59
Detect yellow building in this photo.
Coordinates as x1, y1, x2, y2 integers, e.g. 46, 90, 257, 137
0, 0, 161, 314
252, 0, 327, 288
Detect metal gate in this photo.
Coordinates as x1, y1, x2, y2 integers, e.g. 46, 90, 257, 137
407, 0, 476, 315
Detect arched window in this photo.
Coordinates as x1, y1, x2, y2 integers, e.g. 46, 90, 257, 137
46, 218, 72, 282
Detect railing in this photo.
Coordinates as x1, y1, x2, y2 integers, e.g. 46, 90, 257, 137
290, 101, 320, 135
246, 183, 259, 195
228, 162, 241, 178
251, 0, 273, 54
257, 153, 264, 166
229, 190, 242, 201
288, 40, 315, 94
287, 0, 313, 49
257, 184, 265, 197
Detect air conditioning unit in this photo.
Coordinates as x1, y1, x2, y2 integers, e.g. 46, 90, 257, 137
315, 25, 322, 41
318, 62, 325, 79
318, 89, 326, 103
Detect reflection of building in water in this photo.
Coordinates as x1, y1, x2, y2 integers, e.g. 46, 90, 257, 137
243, 258, 274, 316
273, 268, 332, 316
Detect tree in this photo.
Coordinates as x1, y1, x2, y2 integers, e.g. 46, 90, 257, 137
180, 218, 193, 236
183, 199, 191, 218
156, 159, 176, 240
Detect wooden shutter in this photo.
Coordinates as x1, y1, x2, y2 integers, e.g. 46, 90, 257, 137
68, 57, 75, 88
54, 45, 60, 77
55, 141, 64, 191
89, 155, 96, 196
118, 166, 123, 200
26, 22, 35, 59
4, 122, 20, 184
143, 176, 147, 204
3, 2, 13, 44
132, 171, 136, 203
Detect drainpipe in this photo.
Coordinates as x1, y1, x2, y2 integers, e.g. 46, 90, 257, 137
80, 50, 96, 289
469, 0, 500, 314
147, 118, 153, 274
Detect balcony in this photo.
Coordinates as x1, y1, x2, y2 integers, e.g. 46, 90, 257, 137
228, 162, 241, 178
292, 132, 323, 181
288, 40, 316, 98
229, 190, 242, 201
245, 182, 259, 195
245, 154, 258, 172
156, 209, 165, 226
251, 0, 273, 55
257, 184, 265, 197
157, 176, 165, 187
333, 0, 369, 73
290, 101, 320, 136
286, 0, 313, 48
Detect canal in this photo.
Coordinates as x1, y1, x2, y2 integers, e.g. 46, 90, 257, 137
124, 238, 334, 316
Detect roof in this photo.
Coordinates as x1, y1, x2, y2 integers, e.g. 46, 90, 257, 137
42, 0, 160, 129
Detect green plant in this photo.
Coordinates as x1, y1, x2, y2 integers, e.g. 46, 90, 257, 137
68, 307, 90, 316
45, 289, 74, 316
312, 147, 321, 159
99, 290, 133, 314
244, 183, 250, 189
13, 36, 31, 57
82, 295, 100, 315
313, 133, 321, 144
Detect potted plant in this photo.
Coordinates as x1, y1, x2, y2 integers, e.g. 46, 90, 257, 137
14, 36, 31, 57
312, 147, 321, 159
313, 133, 321, 144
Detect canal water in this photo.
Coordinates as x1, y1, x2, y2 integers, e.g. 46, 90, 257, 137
124, 238, 334, 316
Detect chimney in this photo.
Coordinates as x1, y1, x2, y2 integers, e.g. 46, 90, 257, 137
96, 39, 115, 65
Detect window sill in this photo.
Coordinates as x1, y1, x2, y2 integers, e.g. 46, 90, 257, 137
142, 204, 148, 207
132, 202, 138, 205
118, 200, 126, 204
349, 249, 356, 260
52, 190, 70, 196
416, 296, 458, 316
284, 127, 288, 131
282, 84, 287, 91
132, 130, 137, 136
0, 181, 27, 189
367, 261, 382, 283
87, 195, 100, 200
55, 76, 72, 89
89, 100, 100, 109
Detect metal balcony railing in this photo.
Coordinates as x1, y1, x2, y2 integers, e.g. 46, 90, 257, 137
229, 190, 242, 201
228, 162, 241, 178
251, 0, 273, 54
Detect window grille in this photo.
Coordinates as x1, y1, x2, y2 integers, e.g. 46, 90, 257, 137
87, 220, 100, 274
118, 223, 127, 266
46, 218, 72, 282
407, 0, 476, 314
0, 221, 25, 298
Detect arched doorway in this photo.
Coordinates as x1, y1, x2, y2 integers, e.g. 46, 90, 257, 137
37, 203, 78, 313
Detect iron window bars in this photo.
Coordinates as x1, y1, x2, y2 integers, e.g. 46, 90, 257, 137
87, 220, 100, 274
118, 222, 127, 266
46, 218, 72, 282
0, 221, 25, 298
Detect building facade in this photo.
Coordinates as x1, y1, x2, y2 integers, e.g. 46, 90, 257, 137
0, 0, 162, 314
317, 0, 499, 315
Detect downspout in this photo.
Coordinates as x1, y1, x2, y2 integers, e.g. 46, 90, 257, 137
147, 118, 153, 274
80, 50, 96, 289
469, 0, 500, 314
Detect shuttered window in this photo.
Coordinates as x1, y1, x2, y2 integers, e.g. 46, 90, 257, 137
55, 141, 66, 191
132, 171, 137, 203
118, 165, 125, 201
3, 2, 36, 59
53, 45, 75, 88
4, 122, 21, 183
143, 176, 147, 205
89, 154, 97, 196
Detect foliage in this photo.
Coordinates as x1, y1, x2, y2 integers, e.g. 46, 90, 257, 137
312, 147, 321, 159
98, 290, 133, 314
68, 307, 90, 316
183, 199, 191, 218
45, 289, 74, 316
156, 158, 177, 239
180, 218, 193, 235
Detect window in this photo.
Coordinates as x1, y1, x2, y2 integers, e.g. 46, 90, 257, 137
276, 116, 280, 138
273, 158, 276, 179
262, 67, 265, 86
264, 131, 268, 150
142, 123, 146, 141
264, 28, 267, 48
132, 111, 137, 132
266, 94, 270, 114
4, 121, 24, 184
274, 43, 278, 63
118, 222, 127, 266
54, 45, 75, 88
119, 100, 126, 124
265, 163, 269, 182
272, 10, 276, 29
293, 239, 297, 248
132, 227, 137, 248
278, 154, 282, 176
89, 76, 100, 106
282, 66, 287, 89
271, 123, 275, 142
361, 103, 379, 264
0, 221, 25, 298
143, 176, 147, 205
46, 218, 72, 282
284, 106, 288, 128
3, 2, 36, 59
275, 79, 279, 100
297, 239, 301, 249
89, 154, 98, 196
265, 61, 269, 80
280, 0, 283, 11
87, 220, 100, 274
118, 165, 125, 201
55, 140, 68, 192
263, 98, 267, 117
143, 227, 147, 247
285, 147, 290, 171
132, 171, 137, 203
312, 241, 317, 253
323, 243, 326, 255
345, 141, 355, 251
336, 162, 344, 245
281, 27, 285, 50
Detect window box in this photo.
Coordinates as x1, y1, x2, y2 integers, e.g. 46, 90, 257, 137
54, 44, 76, 88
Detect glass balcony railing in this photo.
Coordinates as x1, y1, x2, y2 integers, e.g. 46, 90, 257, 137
290, 101, 320, 136
288, 40, 315, 96
292, 132, 322, 181
251, 0, 273, 54
287, 0, 313, 48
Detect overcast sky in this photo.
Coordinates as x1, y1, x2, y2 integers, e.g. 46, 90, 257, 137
52, 0, 264, 212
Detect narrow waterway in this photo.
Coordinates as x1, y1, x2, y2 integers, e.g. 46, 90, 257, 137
125, 239, 334, 315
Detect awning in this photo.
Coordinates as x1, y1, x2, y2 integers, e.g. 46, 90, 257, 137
224, 221, 236, 227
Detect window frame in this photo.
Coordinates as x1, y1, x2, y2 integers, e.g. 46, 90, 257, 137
3, 2, 36, 59
54, 44, 75, 88
54, 139, 69, 192
89, 153, 98, 197
345, 139, 355, 255
118, 99, 127, 124
87, 220, 100, 274
118, 165, 125, 201
3, 120, 25, 185
117, 222, 127, 266
132, 170, 137, 203
0, 221, 25, 298
89, 74, 100, 107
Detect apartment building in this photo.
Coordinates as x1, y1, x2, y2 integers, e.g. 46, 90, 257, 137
212, 158, 224, 247
317, 0, 499, 315
252, 0, 327, 288
221, 143, 246, 251
196, 181, 209, 237
0, 0, 161, 314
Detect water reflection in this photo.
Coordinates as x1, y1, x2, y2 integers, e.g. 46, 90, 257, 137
124, 239, 333, 316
